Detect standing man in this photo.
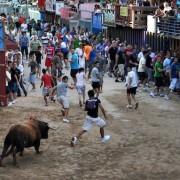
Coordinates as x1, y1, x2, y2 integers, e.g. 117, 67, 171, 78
19, 32, 29, 61
126, 66, 139, 109
108, 41, 118, 77
91, 61, 101, 97
69, 48, 79, 84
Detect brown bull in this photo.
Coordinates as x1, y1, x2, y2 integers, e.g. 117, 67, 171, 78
0, 116, 52, 166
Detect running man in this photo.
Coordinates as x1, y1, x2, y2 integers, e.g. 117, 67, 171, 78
71, 90, 110, 146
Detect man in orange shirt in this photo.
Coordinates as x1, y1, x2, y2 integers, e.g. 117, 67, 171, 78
84, 42, 92, 72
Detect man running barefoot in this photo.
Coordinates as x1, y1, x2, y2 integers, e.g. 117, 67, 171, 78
71, 90, 110, 146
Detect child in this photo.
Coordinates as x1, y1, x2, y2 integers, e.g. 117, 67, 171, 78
76, 68, 86, 107
126, 66, 139, 109
36, 46, 43, 78
71, 90, 110, 146
52, 76, 73, 123
40, 69, 53, 106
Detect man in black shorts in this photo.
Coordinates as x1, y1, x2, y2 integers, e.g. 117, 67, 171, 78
91, 61, 101, 97
126, 66, 139, 109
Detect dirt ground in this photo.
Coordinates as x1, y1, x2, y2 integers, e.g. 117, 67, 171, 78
0, 78, 180, 180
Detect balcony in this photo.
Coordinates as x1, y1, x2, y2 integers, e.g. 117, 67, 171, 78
115, 5, 156, 29
102, 4, 156, 29
156, 17, 180, 39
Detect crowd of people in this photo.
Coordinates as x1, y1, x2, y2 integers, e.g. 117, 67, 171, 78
3, 11, 180, 144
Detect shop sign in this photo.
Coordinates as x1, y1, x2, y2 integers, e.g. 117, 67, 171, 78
120, 6, 128, 17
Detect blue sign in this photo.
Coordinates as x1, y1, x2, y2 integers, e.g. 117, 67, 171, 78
92, 13, 102, 34
0, 22, 5, 50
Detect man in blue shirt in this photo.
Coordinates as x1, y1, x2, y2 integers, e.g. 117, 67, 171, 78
165, 57, 180, 100
19, 32, 29, 61
70, 49, 79, 84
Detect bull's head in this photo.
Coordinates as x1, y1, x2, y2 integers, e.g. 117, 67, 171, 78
38, 121, 50, 139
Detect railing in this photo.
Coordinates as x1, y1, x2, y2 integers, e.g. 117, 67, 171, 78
156, 17, 180, 39
115, 5, 156, 29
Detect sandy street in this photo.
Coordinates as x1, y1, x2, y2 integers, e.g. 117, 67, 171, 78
0, 70, 180, 180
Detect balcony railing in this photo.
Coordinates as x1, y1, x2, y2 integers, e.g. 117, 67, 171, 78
102, 4, 156, 29
156, 17, 180, 39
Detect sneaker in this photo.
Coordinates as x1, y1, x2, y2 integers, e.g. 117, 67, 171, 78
150, 92, 155, 98
160, 93, 165, 97
12, 100, 16, 104
63, 119, 70, 123
71, 137, 77, 147
101, 135, 111, 143
8, 102, 13, 106
164, 95, 170, 100
135, 102, 139, 110
126, 105, 133, 109
115, 79, 120, 83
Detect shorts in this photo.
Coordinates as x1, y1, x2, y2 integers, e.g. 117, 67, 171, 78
138, 72, 147, 81
42, 87, 51, 96
45, 58, 52, 67
21, 46, 28, 56
29, 74, 36, 84
57, 95, 69, 109
76, 85, 85, 95
9, 82, 18, 93
117, 64, 124, 76
155, 77, 163, 87
169, 78, 178, 90
127, 87, 137, 95
92, 82, 100, 89
70, 69, 79, 78
6, 86, 10, 94
82, 116, 106, 131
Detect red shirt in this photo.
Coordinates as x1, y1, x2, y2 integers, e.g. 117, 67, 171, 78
41, 74, 52, 88
46, 46, 55, 60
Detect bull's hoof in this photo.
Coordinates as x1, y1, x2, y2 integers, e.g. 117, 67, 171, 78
19, 152, 23, 156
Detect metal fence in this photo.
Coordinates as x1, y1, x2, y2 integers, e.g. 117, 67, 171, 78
108, 26, 180, 52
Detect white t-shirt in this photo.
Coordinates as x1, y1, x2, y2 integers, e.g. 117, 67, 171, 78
137, 51, 143, 61
17, 64, 24, 75
21, 23, 28, 32
126, 70, 138, 88
75, 48, 85, 68
61, 42, 67, 49
76, 72, 85, 87
6, 71, 11, 86
138, 56, 146, 72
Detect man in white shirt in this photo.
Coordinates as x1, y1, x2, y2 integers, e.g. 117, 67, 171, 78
138, 50, 148, 88
126, 66, 138, 109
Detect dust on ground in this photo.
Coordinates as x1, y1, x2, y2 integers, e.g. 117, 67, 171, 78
0, 82, 180, 180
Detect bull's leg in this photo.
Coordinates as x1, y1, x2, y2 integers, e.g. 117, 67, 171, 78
19, 151, 23, 156
34, 140, 41, 154
12, 147, 17, 165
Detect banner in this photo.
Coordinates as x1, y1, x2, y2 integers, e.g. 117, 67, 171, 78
120, 7, 128, 17
0, 22, 4, 50
80, 3, 97, 19
103, 9, 116, 27
28, 9, 41, 22
45, 0, 55, 12
92, 13, 102, 34
56, 2, 64, 15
